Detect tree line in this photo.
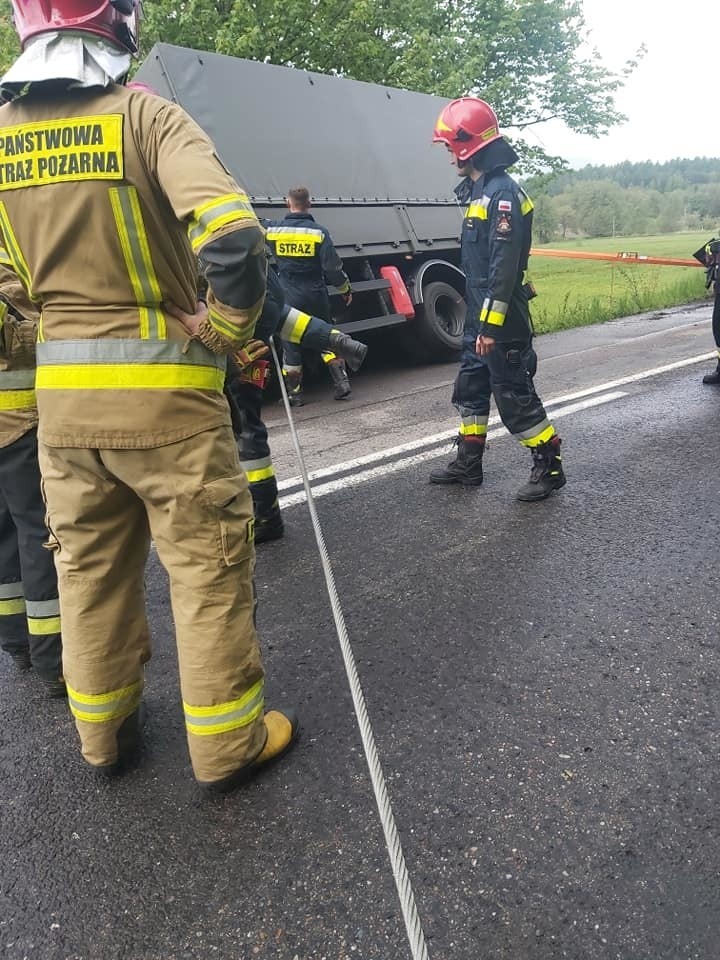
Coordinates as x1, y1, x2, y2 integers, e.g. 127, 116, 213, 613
0, 0, 639, 173
525, 157, 720, 242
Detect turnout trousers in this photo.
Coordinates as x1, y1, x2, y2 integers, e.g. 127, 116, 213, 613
0, 427, 61, 680
38, 425, 267, 782
452, 331, 556, 447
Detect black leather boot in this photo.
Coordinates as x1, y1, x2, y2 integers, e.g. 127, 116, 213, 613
516, 436, 566, 501
282, 369, 304, 406
328, 359, 352, 400
94, 703, 147, 777
703, 362, 720, 384
251, 477, 284, 544
429, 436, 485, 486
327, 330, 368, 371
8, 648, 31, 672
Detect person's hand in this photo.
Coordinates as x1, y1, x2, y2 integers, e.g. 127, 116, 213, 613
476, 334, 495, 356
342, 291, 353, 307
164, 299, 208, 337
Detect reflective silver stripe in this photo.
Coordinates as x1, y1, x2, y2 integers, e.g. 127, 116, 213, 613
37, 338, 226, 372
109, 186, 165, 340
188, 194, 257, 251
0, 369, 35, 389
241, 456, 275, 484
240, 456, 272, 473
516, 418, 552, 441
184, 679, 265, 736
483, 300, 510, 316
266, 227, 324, 240
67, 679, 143, 724
0, 580, 23, 599
25, 598, 60, 618
279, 307, 312, 344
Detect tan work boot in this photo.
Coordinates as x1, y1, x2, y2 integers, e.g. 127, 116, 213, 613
199, 708, 300, 794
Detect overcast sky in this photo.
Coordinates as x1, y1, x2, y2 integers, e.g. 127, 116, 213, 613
525, 0, 715, 169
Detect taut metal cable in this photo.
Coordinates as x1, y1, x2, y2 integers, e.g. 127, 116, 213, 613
270, 338, 431, 960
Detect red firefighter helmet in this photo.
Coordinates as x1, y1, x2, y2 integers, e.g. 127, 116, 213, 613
10, 1, 140, 54
432, 97, 502, 163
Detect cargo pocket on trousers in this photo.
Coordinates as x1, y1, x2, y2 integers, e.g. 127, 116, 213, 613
39, 477, 60, 555
202, 474, 255, 566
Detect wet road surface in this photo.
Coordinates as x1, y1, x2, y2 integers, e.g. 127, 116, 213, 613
2, 302, 719, 960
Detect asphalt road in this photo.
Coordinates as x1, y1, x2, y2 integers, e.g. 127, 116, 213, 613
2, 302, 720, 960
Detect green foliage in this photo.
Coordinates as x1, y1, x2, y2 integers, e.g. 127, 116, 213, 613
0, 2, 19, 76
140, 0, 635, 171
525, 158, 720, 242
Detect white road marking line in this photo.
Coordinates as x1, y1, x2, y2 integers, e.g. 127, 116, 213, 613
277, 352, 713, 494
278, 390, 627, 508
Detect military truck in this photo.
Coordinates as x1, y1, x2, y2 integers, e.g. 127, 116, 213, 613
136, 43, 467, 360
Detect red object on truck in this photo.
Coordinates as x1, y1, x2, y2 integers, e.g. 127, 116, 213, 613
380, 266, 415, 318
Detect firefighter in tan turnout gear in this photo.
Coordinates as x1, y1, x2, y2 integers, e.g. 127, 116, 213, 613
0, 255, 63, 697
0, 0, 298, 790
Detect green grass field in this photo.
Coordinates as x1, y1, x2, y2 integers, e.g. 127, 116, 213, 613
529, 232, 712, 335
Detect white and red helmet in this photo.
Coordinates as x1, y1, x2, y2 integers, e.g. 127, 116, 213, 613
10, 1, 140, 54
433, 97, 502, 163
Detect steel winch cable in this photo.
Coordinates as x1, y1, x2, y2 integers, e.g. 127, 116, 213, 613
270, 338, 431, 960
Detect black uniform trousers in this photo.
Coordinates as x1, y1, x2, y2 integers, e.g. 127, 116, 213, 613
227, 378, 269, 465
0, 427, 62, 679
452, 329, 552, 443
712, 283, 720, 352
280, 279, 333, 368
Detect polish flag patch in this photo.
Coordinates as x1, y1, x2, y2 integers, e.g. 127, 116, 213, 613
498, 200, 512, 211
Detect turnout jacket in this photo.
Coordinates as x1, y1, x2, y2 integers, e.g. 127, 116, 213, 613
266, 212, 350, 295
0, 255, 38, 447
0, 84, 266, 448
457, 169, 534, 343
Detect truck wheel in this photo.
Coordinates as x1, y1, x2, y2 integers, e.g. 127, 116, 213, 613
416, 281, 464, 358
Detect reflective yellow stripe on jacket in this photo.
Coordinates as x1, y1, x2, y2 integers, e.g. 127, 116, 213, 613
109, 186, 165, 339
0, 202, 34, 298
188, 193, 258, 253
35, 339, 226, 392
0, 368, 36, 410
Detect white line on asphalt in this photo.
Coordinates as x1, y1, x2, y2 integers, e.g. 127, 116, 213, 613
277, 351, 714, 494
278, 390, 627, 508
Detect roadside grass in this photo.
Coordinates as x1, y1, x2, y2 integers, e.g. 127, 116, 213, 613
530, 232, 713, 335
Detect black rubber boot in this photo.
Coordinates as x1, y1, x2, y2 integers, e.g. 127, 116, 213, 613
516, 436, 566, 502
199, 708, 300, 795
94, 703, 147, 777
429, 436, 485, 486
38, 676, 67, 699
282, 369, 304, 407
327, 330, 368, 372
328, 359, 352, 400
702, 362, 720, 385
8, 648, 31, 672
251, 477, 284, 545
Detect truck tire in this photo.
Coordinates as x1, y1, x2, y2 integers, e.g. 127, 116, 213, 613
416, 281, 464, 359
